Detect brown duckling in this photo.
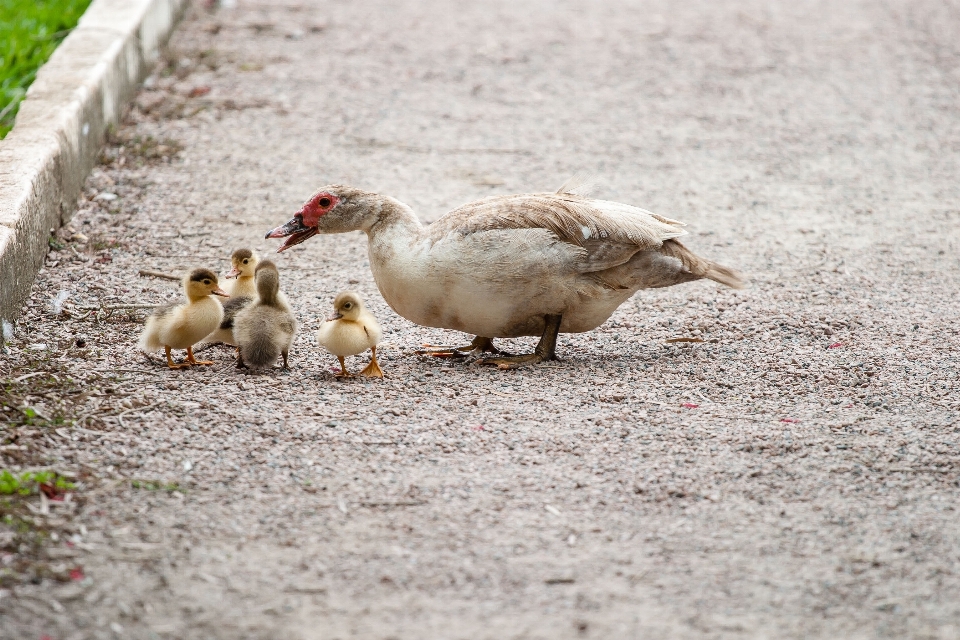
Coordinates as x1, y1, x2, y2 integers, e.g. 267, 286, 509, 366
234, 260, 297, 369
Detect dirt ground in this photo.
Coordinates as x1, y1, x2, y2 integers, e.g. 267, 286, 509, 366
2, 0, 959, 638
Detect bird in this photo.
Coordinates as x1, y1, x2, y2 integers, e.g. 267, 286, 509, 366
265, 179, 744, 369
203, 294, 253, 347
315, 291, 383, 378
139, 268, 228, 369
198, 249, 259, 347
233, 260, 297, 369
222, 248, 259, 298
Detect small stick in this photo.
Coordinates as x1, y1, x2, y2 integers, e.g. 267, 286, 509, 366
138, 269, 181, 281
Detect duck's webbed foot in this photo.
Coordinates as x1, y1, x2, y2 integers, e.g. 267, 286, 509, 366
335, 356, 355, 378
477, 315, 562, 370
416, 336, 503, 358
360, 347, 384, 378
186, 346, 215, 366
165, 346, 191, 370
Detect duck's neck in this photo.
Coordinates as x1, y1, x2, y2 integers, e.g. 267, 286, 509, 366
365, 196, 423, 241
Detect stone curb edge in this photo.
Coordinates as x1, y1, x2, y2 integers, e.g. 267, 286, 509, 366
0, 0, 187, 324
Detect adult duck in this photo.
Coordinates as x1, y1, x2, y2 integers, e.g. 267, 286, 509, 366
265, 180, 744, 368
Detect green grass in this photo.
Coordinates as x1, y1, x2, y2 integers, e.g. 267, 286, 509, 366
0, 0, 94, 138
0, 469, 74, 496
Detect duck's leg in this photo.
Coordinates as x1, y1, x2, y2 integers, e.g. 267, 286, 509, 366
165, 346, 190, 370
336, 356, 354, 378
477, 315, 562, 370
360, 346, 384, 378
281, 350, 290, 370
236, 346, 247, 369
416, 336, 503, 358
186, 345, 215, 366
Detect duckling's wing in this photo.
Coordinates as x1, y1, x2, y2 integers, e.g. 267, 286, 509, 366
149, 301, 179, 320
427, 193, 686, 255
220, 296, 253, 330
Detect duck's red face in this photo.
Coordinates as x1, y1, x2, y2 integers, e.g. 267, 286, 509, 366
265, 192, 340, 252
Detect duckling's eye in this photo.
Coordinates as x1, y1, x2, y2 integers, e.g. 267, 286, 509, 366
343, 303, 352, 309
203, 279, 211, 285
243, 259, 249, 264
319, 197, 332, 208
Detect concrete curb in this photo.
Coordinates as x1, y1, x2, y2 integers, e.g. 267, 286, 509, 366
0, 0, 186, 324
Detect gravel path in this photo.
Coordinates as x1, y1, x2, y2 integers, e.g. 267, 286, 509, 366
2, 0, 959, 638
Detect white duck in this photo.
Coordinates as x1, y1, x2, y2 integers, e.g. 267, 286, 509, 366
266, 180, 744, 369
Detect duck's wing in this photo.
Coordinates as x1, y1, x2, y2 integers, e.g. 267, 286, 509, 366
427, 193, 687, 271
219, 296, 253, 330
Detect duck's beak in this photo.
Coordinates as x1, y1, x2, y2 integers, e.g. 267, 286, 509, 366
265, 215, 318, 253
224, 266, 241, 279
327, 311, 343, 321
212, 287, 229, 297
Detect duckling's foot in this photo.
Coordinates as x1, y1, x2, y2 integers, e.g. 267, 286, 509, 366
477, 314, 562, 370
186, 346, 215, 366
165, 346, 191, 370
360, 347, 384, 378
335, 356, 355, 379
416, 336, 501, 358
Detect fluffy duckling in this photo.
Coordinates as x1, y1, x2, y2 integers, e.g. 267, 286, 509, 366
204, 295, 254, 346
234, 260, 297, 369
316, 291, 383, 378
139, 268, 228, 369
223, 248, 259, 298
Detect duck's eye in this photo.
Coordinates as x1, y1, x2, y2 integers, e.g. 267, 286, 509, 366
243, 259, 249, 264
203, 280, 211, 285
319, 197, 332, 208
343, 303, 352, 309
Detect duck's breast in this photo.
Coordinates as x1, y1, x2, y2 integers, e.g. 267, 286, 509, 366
316, 321, 373, 357
370, 226, 593, 337
160, 298, 223, 348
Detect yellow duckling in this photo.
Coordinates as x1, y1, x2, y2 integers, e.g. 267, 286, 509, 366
316, 291, 383, 378
234, 260, 297, 369
201, 248, 259, 345
223, 248, 259, 298
139, 268, 228, 369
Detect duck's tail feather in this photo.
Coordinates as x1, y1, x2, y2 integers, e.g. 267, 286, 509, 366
660, 239, 746, 289
138, 317, 161, 352
242, 333, 282, 368
556, 173, 600, 197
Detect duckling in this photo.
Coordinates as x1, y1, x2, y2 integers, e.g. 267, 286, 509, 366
233, 260, 297, 369
223, 248, 259, 298
139, 268, 228, 369
201, 295, 253, 346
316, 291, 383, 378
200, 249, 260, 346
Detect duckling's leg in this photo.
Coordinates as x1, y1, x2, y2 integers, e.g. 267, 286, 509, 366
477, 315, 562, 370
336, 356, 355, 378
165, 346, 190, 370
415, 336, 503, 358
186, 346, 215, 366
360, 346, 384, 378
281, 350, 290, 370
236, 346, 247, 369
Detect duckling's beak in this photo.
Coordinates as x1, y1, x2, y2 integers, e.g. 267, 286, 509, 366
327, 311, 343, 321
212, 287, 229, 297
266, 215, 318, 253
224, 267, 241, 279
